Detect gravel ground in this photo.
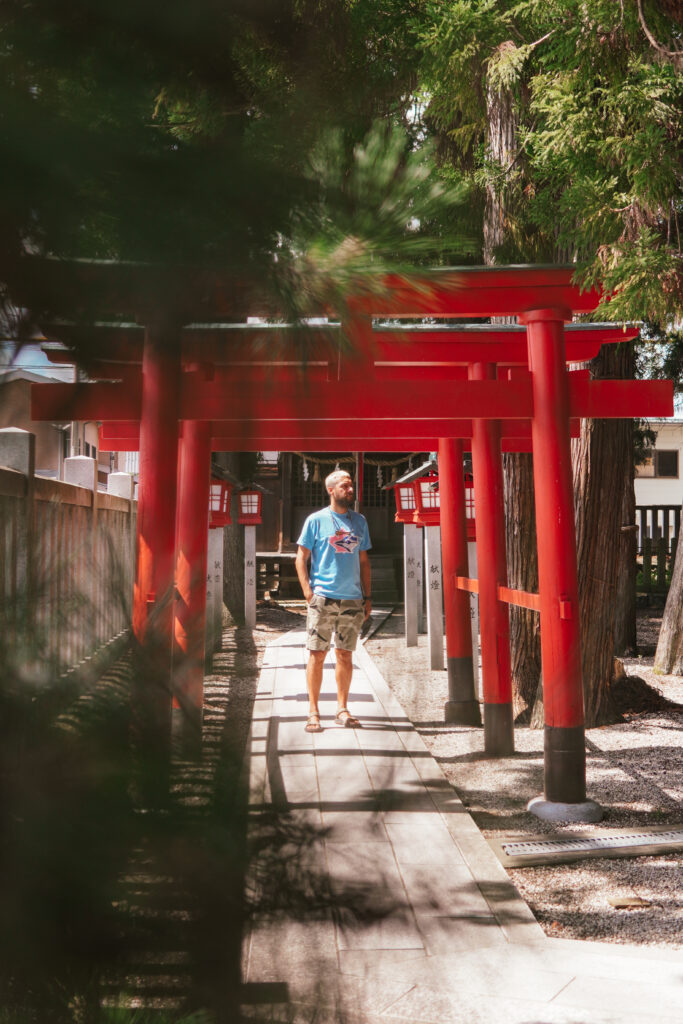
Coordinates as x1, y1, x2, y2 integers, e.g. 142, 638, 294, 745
364, 607, 683, 951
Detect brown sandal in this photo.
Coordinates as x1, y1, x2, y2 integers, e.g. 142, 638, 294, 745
305, 712, 323, 733
335, 708, 361, 728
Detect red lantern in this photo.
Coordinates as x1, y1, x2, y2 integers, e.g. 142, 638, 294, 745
393, 481, 418, 524
414, 472, 440, 527
209, 477, 233, 527
237, 488, 262, 525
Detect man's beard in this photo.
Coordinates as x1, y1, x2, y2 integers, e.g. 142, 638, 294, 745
337, 495, 354, 509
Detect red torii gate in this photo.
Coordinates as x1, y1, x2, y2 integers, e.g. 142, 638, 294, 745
31, 262, 672, 818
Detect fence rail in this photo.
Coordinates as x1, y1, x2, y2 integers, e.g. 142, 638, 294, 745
0, 455, 136, 681
636, 504, 680, 554
636, 504, 680, 595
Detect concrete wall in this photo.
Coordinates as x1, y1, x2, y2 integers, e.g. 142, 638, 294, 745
0, 378, 64, 474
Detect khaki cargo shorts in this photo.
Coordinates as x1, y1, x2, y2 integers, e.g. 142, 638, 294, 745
306, 595, 365, 651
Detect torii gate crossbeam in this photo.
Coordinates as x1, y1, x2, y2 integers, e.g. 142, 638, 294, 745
28, 262, 674, 821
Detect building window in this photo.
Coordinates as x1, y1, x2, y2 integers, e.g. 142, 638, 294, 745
636, 450, 679, 478
656, 450, 678, 477
84, 441, 90, 457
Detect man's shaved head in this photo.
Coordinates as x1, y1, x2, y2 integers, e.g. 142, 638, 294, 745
325, 469, 352, 492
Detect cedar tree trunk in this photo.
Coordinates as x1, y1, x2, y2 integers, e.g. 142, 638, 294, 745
614, 426, 638, 656
484, 73, 543, 721
572, 344, 634, 725
654, 514, 683, 673
504, 452, 541, 721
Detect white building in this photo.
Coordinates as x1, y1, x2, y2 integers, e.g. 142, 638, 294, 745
634, 419, 682, 549
634, 420, 683, 507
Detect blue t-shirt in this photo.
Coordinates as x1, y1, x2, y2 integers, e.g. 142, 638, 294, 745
297, 507, 372, 600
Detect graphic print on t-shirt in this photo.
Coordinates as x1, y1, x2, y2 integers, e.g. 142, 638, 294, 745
329, 527, 360, 554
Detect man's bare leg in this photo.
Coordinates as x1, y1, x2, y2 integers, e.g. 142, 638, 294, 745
335, 648, 359, 725
306, 650, 327, 717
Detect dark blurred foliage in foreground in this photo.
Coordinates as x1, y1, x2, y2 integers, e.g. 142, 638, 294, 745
0, 575, 391, 1023
0, 0, 475, 361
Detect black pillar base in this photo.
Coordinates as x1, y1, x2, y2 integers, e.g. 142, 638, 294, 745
444, 699, 482, 726
445, 657, 482, 725
483, 702, 514, 756
544, 725, 587, 803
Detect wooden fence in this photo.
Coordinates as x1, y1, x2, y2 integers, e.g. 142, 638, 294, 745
636, 504, 680, 595
0, 465, 136, 680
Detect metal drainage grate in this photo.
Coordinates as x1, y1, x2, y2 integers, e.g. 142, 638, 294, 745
489, 825, 683, 867
502, 829, 683, 857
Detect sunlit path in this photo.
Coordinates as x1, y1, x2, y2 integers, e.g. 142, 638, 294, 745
242, 630, 683, 1023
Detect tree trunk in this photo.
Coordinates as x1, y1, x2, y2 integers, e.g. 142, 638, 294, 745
654, 510, 683, 673
614, 431, 638, 655
572, 344, 634, 725
483, 81, 516, 263
503, 452, 541, 721
483, 78, 543, 723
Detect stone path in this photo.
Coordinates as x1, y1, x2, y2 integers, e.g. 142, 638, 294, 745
242, 631, 683, 1023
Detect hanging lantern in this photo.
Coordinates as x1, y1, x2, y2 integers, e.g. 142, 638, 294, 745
393, 481, 418, 525
209, 477, 233, 527
237, 488, 263, 525
464, 471, 476, 540
414, 472, 440, 527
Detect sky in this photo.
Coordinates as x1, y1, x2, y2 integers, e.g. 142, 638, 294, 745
0, 341, 75, 382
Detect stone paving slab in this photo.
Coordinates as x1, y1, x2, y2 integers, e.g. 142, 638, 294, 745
242, 631, 683, 1024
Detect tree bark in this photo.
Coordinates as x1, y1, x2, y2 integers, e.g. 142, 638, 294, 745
483, 80, 516, 263
572, 344, 634, 725
614, 431, 638, 655
654, 509, 683, 673
483, 77, 543, 723
503, 452, 541, 721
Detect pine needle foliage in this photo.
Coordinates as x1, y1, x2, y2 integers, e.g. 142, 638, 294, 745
414, 0, 683, 322
0, 0, 451, 336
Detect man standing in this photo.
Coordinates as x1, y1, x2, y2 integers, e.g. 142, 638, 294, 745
295, 469, 372, 733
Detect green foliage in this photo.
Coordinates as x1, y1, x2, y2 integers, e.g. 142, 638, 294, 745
0, 0, 480, 347
274, 120, 474, 322
413, 0, 683, 322
486, 40, 534, 93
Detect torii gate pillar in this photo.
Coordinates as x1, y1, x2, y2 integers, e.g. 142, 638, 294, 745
132, 322, 181, 782
523, 309, 602, 820
439, 438, 481, 725
469, 363, 514, 755
174, 419, 211, 754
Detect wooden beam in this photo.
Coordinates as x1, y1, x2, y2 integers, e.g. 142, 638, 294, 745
98, 419, 570, 442
41, 322, 637, 369
35, 374, 672, 424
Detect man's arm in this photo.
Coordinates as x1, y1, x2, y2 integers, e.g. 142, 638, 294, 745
295, 545, 314, 603
359, 549, 372, 620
